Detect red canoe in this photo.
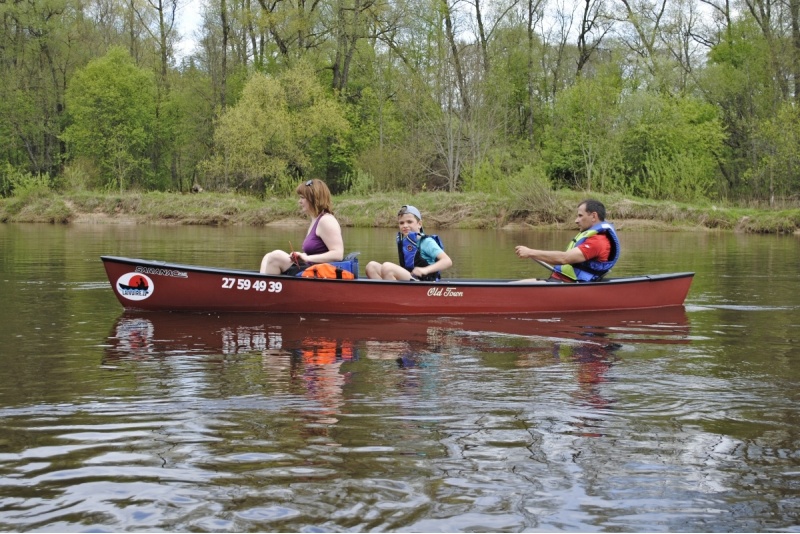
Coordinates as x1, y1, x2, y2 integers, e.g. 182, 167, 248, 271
101, 256, 694, 316
101, 255, 694, 315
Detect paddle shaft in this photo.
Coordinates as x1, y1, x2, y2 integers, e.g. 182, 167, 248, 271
535, 259, 556, 273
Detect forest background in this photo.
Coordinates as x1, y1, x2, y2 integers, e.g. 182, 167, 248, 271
3, 0, 800, 232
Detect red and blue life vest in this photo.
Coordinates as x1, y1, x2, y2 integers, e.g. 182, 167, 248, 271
554, 222, 620, 282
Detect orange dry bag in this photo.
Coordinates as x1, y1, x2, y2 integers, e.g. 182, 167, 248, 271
301, 263, 356, 280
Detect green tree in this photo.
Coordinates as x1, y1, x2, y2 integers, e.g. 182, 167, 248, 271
746, 102, 800, 205
618, 92, 726, 201
63, 47, 158, 191
544, 71, 622, 192
702, 14, 786, 199
0, 0, 87, 181
163, 63, 217, 192
203, 62, 350, 194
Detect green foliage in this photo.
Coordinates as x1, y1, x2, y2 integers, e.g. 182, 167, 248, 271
10, 172, 53, 200
351, 73, 436, 193
462, 146, 536, 195
744, 102, 800, 203
463, 157, 508, 194
707, 16, 770, 72
0, 163, 13, 198
631, 148, 713, 201
617, 93, 726, 201
702, 15, 780, 198
341, 169, 378, 195
163, 65, 216, 192
506, 163, 564, 223
0, 88, 43, 178
0, 0, 89, 180
203, 62, 350, 195
0, 164, 58, 218
2, 0, 800, 207
1, 163, 52, 200
543, 72, 725, 203
356, 144, 427, 193
329, 90, 394, 193
60, 158, 103, 191
484, 24, 558, 141
62, 47, 157, 192
544, 71, 623, 192
269, 174, 303, 197
347, 85, 404, 151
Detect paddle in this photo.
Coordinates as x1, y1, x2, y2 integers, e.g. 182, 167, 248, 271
289, 241, 301, 266
535, 259, 557, 274
534, 259, 582, 282
535, 259, 581, 281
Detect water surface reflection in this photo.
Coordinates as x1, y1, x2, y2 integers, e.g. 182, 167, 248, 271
94, 310, 699, 531
105, 310, 691, 437
107, 308, 691, 359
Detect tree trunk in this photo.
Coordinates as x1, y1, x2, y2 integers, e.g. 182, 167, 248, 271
220, 0, 229, 109
474, 0, 490, 72
791, 0, 800, 102
442, 0, 470, 115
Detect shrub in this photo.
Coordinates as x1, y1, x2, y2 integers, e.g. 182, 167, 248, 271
507, 164, 563, 223
9, 168, 52, 200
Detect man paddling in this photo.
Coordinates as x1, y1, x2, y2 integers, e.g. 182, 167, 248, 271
514, 199, 620, 283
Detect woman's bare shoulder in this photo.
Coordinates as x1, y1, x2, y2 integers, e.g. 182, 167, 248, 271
319, 212, 341, 228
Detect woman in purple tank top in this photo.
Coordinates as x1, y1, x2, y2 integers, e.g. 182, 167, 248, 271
259, 179, 344, 275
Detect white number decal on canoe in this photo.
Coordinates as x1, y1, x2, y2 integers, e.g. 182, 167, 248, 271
253, 280, 267, 292
221, 278, 282, 293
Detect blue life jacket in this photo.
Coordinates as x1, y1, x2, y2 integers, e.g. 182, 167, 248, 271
554, 222, 620, 282
396, 232, 445, 281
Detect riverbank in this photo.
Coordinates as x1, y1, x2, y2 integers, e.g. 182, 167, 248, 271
2, 190, 800, 234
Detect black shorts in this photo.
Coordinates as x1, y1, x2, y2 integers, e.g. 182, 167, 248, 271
282, 262, 310, 276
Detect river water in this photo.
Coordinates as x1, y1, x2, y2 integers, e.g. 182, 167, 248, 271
0, 223, 798, 532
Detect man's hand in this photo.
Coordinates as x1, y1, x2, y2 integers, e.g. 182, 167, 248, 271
515, 246, 535, 259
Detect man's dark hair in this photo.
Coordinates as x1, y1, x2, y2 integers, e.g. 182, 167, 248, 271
580, 199, 606, 221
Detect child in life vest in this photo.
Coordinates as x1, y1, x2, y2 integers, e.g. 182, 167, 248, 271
365, 205, 452, 281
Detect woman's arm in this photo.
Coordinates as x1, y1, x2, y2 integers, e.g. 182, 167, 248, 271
298, 213, 344, 263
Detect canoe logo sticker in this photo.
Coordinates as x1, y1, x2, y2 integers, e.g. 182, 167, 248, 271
116, 272, 154, 301
427, 287, 464, 297
135, 266, 187, 279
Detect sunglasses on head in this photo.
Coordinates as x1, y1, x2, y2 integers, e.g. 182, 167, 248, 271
305, 180, 313, 187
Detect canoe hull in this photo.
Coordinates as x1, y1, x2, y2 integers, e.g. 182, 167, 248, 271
101, 256, 694, 315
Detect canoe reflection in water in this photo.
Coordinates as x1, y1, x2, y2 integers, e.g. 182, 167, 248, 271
105, 308, 690, 434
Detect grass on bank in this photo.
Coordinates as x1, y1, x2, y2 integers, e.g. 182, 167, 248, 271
1, 187, 800, 235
